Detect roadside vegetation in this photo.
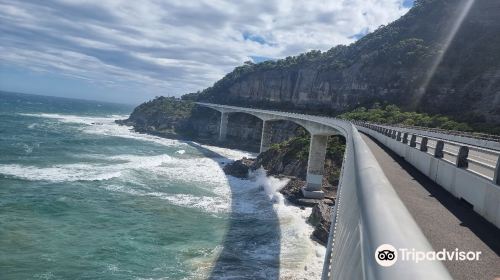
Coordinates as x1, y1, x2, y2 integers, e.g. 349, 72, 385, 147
340, 103, 475, 132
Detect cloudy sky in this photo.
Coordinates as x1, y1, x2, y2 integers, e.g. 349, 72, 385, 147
0, 0, 414, 104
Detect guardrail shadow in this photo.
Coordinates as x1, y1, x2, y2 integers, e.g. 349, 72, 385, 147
362, 134, 500, 254
185, 141, 281, 279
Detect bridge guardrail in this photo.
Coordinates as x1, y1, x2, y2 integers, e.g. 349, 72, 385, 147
346, 120, 500, 143
355, 121, 500, 229
365, 122, 500, 151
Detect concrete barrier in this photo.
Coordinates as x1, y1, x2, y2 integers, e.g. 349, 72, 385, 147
357, 124, 500, 229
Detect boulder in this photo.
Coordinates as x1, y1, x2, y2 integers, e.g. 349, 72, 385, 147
279, 177, 306, 204
308, 201, 334, 245
223, 157, 255, 178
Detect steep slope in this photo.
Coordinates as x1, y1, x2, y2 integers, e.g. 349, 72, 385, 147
192, 0, 500, 126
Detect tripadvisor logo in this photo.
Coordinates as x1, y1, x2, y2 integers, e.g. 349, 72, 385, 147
375, 244, 398, 267
375, 244, 482, 267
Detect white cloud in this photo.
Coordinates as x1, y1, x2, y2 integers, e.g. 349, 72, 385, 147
0, 0, 411, 99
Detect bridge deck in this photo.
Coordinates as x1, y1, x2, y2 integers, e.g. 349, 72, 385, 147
361, 133, 500, 280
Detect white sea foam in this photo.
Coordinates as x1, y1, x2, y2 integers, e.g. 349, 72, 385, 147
27, 122, 38, 129
20, 113, 183, 147
0, 163, 121, 182
247, 168, 326, 280
193, 142, 256, 160
0, 154, 173, 183
103, 184, 229, 214
83, 122, 183, 147
20, 113, 123, 125
150, 157, 230, 189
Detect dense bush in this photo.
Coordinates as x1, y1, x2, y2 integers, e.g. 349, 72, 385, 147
132, 96, 194, 117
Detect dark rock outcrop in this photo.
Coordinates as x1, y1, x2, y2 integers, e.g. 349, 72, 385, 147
279, 178, 307, 205
278, 177, 335, 205
308, 201, 334, 245
223, 158, 255, 178
253, 148, 307, 179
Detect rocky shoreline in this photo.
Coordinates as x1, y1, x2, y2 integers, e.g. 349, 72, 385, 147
223, 157, 335, 245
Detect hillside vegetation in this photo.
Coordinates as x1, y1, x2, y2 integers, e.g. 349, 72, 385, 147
341, 104, 470, 130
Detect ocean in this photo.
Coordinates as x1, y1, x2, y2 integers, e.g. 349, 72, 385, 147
0, 91, 324, 280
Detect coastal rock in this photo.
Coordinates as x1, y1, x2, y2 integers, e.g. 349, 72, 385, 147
308, 201, 333, 245
223, 158, 255, 178
251, 135, 309, 179
279, 177, 306, 205
279, 176, 337, 205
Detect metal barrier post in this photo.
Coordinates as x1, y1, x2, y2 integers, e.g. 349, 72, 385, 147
420, 137, 428, 152
403, 132, 409, 144
435, 140, 444, 158
410, 135, 417, 148
456, 146, 469, 168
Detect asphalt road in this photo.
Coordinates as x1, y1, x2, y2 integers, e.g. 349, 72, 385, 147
361, 133, 500, 280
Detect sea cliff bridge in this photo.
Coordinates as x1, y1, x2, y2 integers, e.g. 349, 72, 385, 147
196, 102, 500, 280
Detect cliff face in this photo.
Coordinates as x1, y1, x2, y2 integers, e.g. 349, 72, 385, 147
196, 0, 500, 125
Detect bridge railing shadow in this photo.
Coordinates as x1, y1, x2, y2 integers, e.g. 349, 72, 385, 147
185, 141, 281, 279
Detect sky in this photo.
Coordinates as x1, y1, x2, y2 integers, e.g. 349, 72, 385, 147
0, 0, 414, 105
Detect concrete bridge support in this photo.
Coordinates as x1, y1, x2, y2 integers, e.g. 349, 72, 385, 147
218, 111, 229, 142
260, 120, 272, 153
302, 134, 329, 199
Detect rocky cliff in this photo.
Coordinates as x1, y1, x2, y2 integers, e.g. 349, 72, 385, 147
192, 0, 500, 128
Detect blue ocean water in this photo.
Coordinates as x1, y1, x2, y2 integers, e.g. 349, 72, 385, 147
0, 92, 324, 280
